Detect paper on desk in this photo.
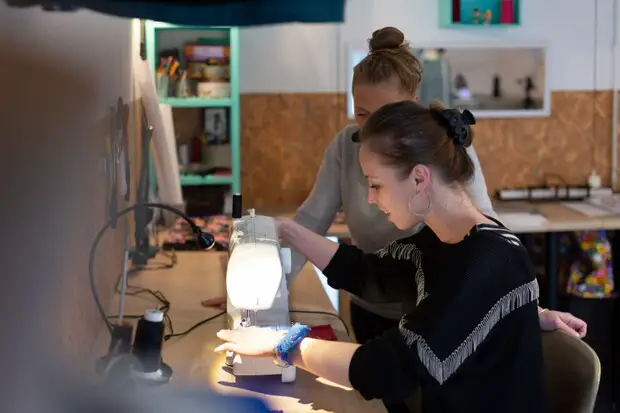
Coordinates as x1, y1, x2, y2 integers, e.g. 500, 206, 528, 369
496, 212, 548, 230
562, 201, 611, 217
587, 195, 620, 215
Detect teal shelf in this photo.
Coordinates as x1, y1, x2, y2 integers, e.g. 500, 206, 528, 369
160, 97, 232, 108
439, 0, 521, 28
145, 21, 241, 194
180, 174, 234, 186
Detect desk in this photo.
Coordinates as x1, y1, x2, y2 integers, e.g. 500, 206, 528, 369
493, 202, 620, 233
494, 202, 620, 309
100, 251, 386, 413
316, 202, 620, 238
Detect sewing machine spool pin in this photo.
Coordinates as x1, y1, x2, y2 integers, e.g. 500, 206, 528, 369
239, 309, 259, 328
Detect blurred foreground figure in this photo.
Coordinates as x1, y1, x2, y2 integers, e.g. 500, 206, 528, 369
36, 373, 271, 413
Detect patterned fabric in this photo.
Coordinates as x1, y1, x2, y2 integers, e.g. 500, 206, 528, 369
564, 230, 614, 298
164, 213, 347, 252
164, 215, 231, 251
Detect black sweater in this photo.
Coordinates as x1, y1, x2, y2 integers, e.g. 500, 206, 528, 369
323, 223, 547, 413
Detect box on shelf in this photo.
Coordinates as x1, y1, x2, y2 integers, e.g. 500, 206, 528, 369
197, 82, 231, 99
156, 35, 231, 99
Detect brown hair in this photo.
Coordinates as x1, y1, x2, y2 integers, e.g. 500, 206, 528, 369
360, 101, 475, 185
352, 27, 422, 95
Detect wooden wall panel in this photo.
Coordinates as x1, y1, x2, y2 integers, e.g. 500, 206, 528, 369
238, 91, 619, 210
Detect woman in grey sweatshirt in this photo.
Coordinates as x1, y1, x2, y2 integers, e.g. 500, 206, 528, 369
290, 29, 587, 411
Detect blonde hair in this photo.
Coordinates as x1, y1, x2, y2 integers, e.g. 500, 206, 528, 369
352, 27, 422, 95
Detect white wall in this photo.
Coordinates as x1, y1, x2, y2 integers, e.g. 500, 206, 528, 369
239, 0, 620, 93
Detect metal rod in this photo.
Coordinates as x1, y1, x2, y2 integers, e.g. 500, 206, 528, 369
118, 234, 131, 323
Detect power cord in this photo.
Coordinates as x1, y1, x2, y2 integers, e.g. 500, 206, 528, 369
89, 202, 215, 336
106, 247, 227, 341
164, 311, 227, 341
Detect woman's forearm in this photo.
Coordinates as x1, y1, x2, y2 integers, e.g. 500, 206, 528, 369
279, 219, 339, 271
289, 338, 360, 388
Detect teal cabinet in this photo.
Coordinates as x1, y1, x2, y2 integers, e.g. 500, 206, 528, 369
144, 21, 241, 194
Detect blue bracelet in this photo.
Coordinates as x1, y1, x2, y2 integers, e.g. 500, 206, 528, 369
274, 323, 311, 367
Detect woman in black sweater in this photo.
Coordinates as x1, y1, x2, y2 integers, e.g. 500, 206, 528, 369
215, 101, 547, 413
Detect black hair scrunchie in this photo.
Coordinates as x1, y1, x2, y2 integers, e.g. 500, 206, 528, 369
440, 109, 476, 146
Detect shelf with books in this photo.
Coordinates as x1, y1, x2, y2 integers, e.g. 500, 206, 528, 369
145, 21, 240, 194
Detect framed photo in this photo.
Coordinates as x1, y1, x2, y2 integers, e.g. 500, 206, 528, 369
204, 108, 228, 145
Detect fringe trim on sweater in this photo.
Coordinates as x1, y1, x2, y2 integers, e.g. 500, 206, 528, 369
399, 279, 540, 385
375, 242, 429, 305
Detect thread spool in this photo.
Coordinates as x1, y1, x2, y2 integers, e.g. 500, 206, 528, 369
131, 309, 172, 385
232, 193, 242, 218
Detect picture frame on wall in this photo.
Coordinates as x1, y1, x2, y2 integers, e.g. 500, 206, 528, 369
204, 107, 228, 145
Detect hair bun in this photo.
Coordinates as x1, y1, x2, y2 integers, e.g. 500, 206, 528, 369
368, 27, 405, 52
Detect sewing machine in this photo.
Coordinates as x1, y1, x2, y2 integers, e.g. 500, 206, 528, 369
224, 203, 296, 383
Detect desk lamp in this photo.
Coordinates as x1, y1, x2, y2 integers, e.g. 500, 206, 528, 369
92, 201, 215, 387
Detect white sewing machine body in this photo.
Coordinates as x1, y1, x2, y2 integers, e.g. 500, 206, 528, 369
225, 210, 296, 383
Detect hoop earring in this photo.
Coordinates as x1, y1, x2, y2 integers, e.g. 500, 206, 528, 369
408, 191, 432, 218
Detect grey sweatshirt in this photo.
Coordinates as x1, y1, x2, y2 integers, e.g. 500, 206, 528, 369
291, 124, 496, 319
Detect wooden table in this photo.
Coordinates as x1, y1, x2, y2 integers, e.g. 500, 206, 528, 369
494, 202, 620, 233
100, 251, 386, 413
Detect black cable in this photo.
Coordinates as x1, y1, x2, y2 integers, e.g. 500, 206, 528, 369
106, 248, 177, 332
157, 309, 346, 341
163, 311, 227, 341
89, 202, 215, 336
107, 248, 226, 342
158, 309, 345, 342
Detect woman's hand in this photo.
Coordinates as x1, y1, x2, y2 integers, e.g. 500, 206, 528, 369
273, 216, 338, 271
214, 326, 286, 357
274, 216, 293, 239
539, 309, 587, 338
